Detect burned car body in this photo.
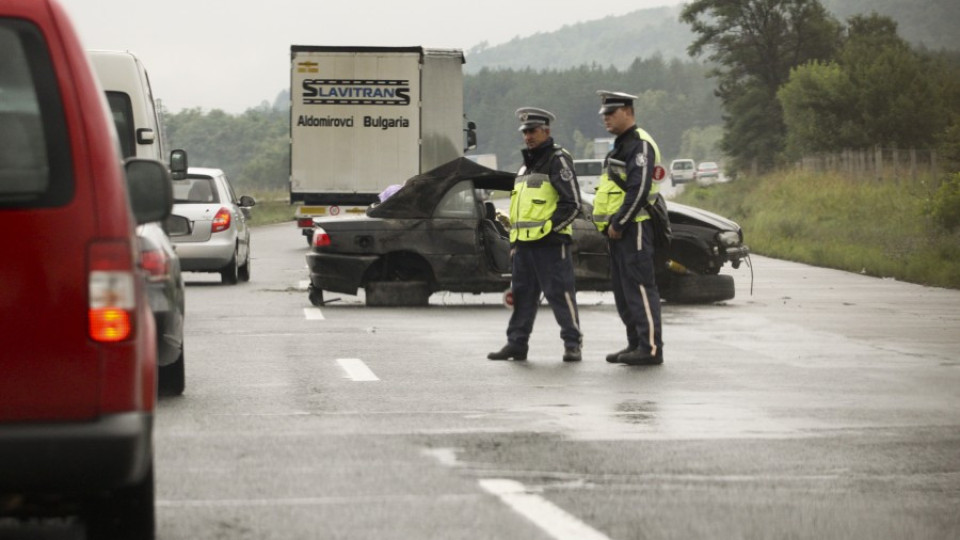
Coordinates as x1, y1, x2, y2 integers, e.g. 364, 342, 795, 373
306, 158, 749, 306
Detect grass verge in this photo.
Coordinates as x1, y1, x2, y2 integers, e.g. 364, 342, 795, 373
673, 171, 960, 290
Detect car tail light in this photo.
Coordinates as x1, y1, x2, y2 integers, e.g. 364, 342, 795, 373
88, 240, 136, 342
140, 246, 169, 282
297, 217, 314, 228
313, 226, 331, 248
211, 207, 232, 233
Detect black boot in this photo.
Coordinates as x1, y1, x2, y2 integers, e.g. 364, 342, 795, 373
487, 343, 528, 361
562, 346, 582, 362
620, 348, 664, 366
606, 346, 636, 363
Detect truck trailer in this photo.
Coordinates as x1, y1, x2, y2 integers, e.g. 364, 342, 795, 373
290, 45, 475, 244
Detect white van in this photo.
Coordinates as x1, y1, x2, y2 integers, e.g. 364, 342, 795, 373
89, 49, 190, 395
669, 158, 696, 186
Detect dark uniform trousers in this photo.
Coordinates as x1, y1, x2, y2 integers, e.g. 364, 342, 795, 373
507, 242, 581, 350
609, 219, 662, 356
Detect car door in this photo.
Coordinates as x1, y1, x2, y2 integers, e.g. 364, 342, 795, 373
220, 172, 250, 262
425, 180, 493, 288
571, 201, 612, 289
479, 201, 511, 275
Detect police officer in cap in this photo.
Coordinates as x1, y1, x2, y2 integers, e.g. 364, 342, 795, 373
592, 91, 665, 365
488, 107, 583, 362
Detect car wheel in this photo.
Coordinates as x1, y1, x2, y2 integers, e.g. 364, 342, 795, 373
663, 273, 735, 304
159, 347, 185, 396
238, 250, 251, 283
308, 286, 324, 306
84, 462, 155, 540
221, 248, 239, 285
365, 281, 430, 307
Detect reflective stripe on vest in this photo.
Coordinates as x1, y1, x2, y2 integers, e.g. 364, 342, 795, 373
592, 133, 662, 232
509, 172, 572, 242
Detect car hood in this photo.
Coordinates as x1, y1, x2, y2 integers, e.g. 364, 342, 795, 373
668, 201, 741, 232
367, 157, 515, 219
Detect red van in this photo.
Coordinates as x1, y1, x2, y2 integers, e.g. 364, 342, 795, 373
0, 1, 172, 538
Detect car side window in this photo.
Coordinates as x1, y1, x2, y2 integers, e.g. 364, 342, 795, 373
434, 180, 479, 219
0, 20, 73, 208
105, 91, 136, 159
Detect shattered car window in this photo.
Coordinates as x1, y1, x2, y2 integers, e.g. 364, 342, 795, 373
434, 181, 478, 219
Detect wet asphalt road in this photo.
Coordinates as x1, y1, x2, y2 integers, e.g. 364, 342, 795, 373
5, 220, 959, 539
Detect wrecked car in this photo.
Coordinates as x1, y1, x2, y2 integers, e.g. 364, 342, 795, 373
305, 157, 750, 307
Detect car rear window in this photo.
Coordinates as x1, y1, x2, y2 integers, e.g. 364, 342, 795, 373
0, 19, 73, 209
173, 178, 219, 204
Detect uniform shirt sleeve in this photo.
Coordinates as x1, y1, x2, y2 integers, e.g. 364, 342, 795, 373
610, 136, 656, 231
548, 150, 582, 232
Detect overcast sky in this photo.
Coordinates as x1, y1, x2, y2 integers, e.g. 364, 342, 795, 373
59, 0, 685, 113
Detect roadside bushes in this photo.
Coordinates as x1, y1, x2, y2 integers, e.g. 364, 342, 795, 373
673, 170, 960, 290
930, 173, 960, 232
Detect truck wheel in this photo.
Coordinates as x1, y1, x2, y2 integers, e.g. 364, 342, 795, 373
159, 347, 185, 396
664, 274, 735, 304
84, 462, 155, 540
366, 281, 430, 307
221, 249, 239, 285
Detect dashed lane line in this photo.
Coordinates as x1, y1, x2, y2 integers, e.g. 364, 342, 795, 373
303, 307, 325, 320
478, 479, 613, 540
337, 358, 379, 382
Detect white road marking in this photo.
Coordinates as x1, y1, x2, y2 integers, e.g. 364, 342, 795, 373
421, 447, 461, 467
303, 307, 325, 320
158, 494, 477, 508
337, 358, 379, 382
478, 479, 613, 540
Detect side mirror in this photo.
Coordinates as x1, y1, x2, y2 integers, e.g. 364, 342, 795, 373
126, 159, 172, 224
169, 148, 188, 180
464, 121, 477, 152
164, 214, 190, 236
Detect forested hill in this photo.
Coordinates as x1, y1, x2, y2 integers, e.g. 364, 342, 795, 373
465, 7, 691, 73
465, 0, 959, 73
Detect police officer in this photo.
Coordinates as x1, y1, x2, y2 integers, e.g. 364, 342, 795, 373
592, 91, 665, 366
488, 107, 583, 362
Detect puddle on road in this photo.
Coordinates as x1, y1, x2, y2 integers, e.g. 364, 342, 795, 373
510, 400, 806, 441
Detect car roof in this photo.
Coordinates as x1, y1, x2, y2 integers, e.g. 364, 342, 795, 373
367, 157, 515, 219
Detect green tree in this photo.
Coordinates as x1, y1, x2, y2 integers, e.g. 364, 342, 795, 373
681, 0, 842, 173
779, 14, 952, 157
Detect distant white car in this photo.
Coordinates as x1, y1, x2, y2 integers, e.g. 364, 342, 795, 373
669, 158, 696, 186
696, 161, 721, 186
168, 168, 255, 284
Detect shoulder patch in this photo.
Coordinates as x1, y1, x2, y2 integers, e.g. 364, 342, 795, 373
560, 168, 574, 182
635, 153, 648, 168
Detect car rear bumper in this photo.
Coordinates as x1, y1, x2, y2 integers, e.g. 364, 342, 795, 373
0, 412, 153, 493
174, 235, 236, 271
306, 252, 378, 295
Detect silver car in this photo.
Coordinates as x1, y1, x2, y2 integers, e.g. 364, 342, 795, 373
168, 167, 255, 284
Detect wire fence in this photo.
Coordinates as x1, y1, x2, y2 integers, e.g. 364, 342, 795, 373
796, 147, 938, 181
